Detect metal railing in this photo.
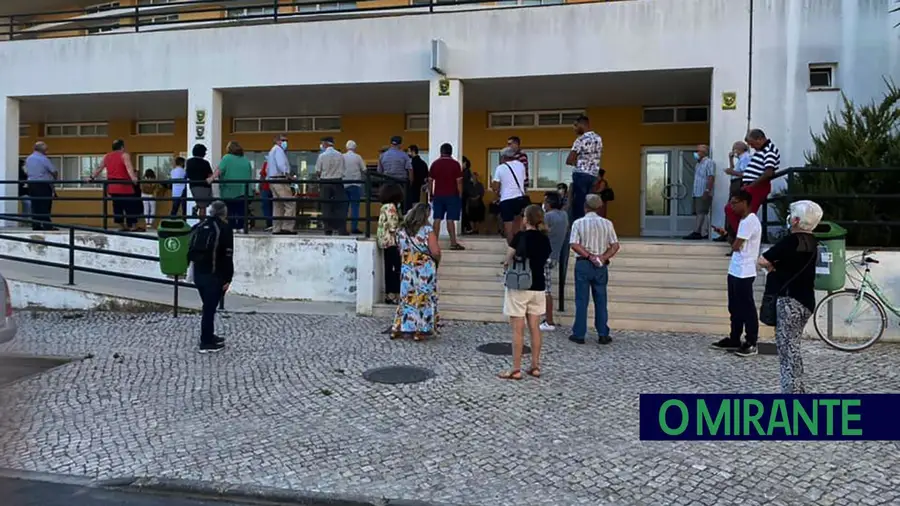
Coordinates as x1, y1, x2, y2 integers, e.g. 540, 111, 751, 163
2, 172, 405, 238
0, 171, 409, 314
762, 166, 900, 247
0, 0, 594, 40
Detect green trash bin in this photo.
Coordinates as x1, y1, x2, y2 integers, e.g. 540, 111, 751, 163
813, 221, 847, 292
158, 219, 193, 276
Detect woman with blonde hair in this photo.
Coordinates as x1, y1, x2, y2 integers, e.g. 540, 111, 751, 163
758, 200, 823, 393
391, 202, 441, 341
499, 204, 551, 380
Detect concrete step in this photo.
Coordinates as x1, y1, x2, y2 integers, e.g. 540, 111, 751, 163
447, 238, 739, 256
437, 291, 731, 317
373, 303, 774, 337
440, 254, 733, 271
438, 265, 748, 286
437, 275, 765, 293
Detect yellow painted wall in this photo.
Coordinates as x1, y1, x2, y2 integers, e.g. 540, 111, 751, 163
19, 108, 706, 235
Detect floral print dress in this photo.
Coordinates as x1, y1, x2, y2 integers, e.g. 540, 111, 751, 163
392, 225, 438, 335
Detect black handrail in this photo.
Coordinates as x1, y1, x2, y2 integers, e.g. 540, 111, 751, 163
0, 0, 574, 40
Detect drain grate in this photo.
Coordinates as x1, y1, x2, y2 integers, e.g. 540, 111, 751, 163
476, 342, 531, 356
362, 365, 435, 385
0, 355, 76, 387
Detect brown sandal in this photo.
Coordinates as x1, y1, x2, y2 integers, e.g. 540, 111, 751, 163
498, 369, 522, 381
414, 332, 431, 342
525, 366, 541, 378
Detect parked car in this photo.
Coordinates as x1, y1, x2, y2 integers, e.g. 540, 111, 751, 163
0, 273, 16, 344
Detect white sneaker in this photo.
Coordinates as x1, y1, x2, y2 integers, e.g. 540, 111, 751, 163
540, 321, 556, 331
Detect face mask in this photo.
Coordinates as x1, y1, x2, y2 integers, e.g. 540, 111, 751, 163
693, 152, 700, 161
280, 141, 288, 149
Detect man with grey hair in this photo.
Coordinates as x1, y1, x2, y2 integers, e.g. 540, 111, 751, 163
343, 140, 367, 234
725, 128, 780, 235
316, 136, 347, 235
491, 146, 528, 244
684, 144, 715, 240
188, 200, 233, 354
568, 194, 619, 345
24, 141, 58, 231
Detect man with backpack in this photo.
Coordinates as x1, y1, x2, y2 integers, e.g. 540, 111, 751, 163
188, 200, 234, 353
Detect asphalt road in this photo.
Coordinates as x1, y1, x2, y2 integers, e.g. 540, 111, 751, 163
0, 477, 265, 506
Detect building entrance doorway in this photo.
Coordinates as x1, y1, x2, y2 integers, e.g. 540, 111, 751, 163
640, 146, 700, 237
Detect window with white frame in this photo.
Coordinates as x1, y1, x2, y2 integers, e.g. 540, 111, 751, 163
488, 110, 585, 129
44, 123, 109, 137
232, 116, 342, 133
641, 106, 709, 124
144, 13, 178, 24
487, 148, 574, 189
19, 124, 29, 137
809, 63, 837, 90
85, 1, 120, 13
405, 114, 428, 131
135, 121, 175, 135
227, 6, 275, 18
296, 1, 357, 12
44, 155, 104, 188
85, 1, 121, 33
138, 154, 174, 180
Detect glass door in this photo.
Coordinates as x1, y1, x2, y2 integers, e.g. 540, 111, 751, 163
641, 146, 700, 237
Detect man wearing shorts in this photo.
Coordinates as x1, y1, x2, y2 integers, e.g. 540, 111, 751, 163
684, 144, 715, 240
429, 143, 465, 250
491, 147, 528, 244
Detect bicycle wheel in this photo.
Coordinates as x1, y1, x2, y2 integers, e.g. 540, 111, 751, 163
813, 289, 887, 352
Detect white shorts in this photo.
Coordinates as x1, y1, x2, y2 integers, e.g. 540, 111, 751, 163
503, 289, 546, 318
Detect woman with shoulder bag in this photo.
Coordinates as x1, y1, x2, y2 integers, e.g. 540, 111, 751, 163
758, 200, 823, 394
498, 204, 551, 380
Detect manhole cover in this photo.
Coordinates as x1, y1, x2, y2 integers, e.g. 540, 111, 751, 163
0, 355, 76, 387
363, 366, 435, 384
476, 342, 531, 356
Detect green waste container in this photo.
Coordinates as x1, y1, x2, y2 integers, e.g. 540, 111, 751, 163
158, 219, 192, 276
813, 221, 847, 292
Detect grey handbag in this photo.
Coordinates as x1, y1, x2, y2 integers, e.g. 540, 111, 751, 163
504, 235, 532, 290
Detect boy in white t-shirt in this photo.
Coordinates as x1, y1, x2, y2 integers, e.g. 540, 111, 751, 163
711, 190, 762, 356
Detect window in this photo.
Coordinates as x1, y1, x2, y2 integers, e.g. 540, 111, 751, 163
85, 1, 121, 33
45, 155, 104, 188
138, 154, 174, 180
138, 0, 176, 4
85, 1, 120, 14
405, 114, 428, 131
227, 7, 275, 18
296, 1, 357, 12
245, 151, 320, 179
135, 121, 175, 135
497, 0, 563, 6
487, 148, 574, 189
19, 124, 29, 137
488, 110, 585, 129
144, 14, 178, 25
44, 123, 109, 137
642, 106, 708, 124
809, 63, 836, 90
232, 116, 342, 133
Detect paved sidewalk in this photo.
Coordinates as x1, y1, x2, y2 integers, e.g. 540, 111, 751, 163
0, 312, 898, 506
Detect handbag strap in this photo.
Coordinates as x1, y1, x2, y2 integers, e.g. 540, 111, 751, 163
773, 249, 816, 296
504, 163, 525, 197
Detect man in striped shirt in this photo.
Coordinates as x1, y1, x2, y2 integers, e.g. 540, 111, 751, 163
724, 129, 780, 235
568, 194, 620, 345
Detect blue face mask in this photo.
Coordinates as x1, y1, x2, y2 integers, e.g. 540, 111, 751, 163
693, 152, 700, 161
280, 141, 288, 150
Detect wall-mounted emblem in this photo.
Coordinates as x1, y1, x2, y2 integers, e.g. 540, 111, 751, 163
721, 92, 737, 110
438, 78, 450, 97
195, 108, 207, 140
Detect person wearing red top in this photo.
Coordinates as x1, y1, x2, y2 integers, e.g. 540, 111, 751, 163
429, 143, 465, 250
258, 161, 273, 230
90, 139, 140, 231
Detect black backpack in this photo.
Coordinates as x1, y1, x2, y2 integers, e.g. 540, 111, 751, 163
188, 218, 221, 271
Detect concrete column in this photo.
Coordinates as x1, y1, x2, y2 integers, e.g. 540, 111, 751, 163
0, 97, 20, 223
427, 78, 463, 239
186, 88, 222, 222
709, 66, 750, 236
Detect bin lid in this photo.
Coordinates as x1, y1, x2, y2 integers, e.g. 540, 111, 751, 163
157, 219, 192, 237
813, 221, 847, 240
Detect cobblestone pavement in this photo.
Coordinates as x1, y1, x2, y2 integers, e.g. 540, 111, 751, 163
0, 312, 899, 506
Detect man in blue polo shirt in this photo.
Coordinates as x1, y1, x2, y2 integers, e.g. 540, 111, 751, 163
378, 136, 414, 211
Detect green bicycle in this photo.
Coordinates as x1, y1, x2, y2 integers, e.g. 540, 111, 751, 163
813, 249, 898, 352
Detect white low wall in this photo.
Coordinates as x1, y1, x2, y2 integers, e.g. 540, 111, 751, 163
8, 279, 168, 311
0, 231, 378, 313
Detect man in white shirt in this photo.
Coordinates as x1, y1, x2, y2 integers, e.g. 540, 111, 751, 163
168, 156, 187, 217
267, 134, 296, 235
491, 146, 528, 244
711, 190, 762, 356
568, 194, 620, 345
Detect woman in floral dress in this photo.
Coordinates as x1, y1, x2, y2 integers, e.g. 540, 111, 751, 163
391, 203, 441, 341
